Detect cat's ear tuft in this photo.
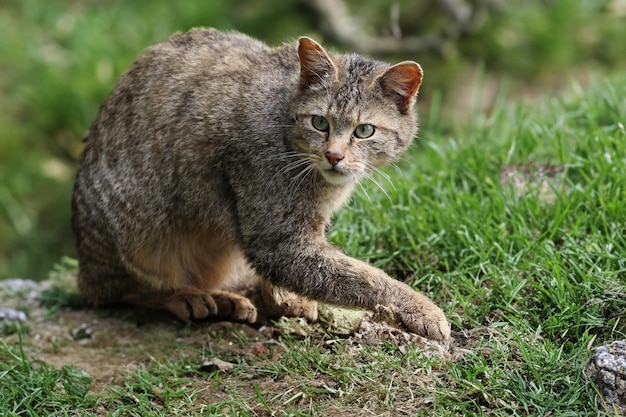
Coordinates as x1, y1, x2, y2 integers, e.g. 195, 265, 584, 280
379, 61, 423, 113
298, 37, 336, 87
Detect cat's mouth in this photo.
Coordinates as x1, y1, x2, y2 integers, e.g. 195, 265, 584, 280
320, 166, 355, 186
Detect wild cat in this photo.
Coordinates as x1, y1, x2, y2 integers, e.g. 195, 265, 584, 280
72, 29, 450, 341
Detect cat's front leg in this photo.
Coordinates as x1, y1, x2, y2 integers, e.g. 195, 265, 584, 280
381, 276, 451, 341
247, 240, 450, 341
229, 170, 449, 340
336, 255, 451, 341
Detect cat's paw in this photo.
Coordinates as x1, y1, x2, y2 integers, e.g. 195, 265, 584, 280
390, 286, 450, 341
261, 283, 318, 321
164, 290, 257, 323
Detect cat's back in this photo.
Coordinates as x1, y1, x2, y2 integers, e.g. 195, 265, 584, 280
127, 28, 296, 96
153, 29, 275, 72
74, 29, 300, 235
86, 28, 297, 148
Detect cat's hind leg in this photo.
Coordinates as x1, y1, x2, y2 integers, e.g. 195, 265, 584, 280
260, 280, 318, 322
214, 257, 318, 322
121, 287, 257, 323
118, 235, 258, 323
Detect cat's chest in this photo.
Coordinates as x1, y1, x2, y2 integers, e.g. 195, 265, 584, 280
317, 182, 355, 217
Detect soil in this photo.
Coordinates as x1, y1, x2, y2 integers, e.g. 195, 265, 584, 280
2, 271, 616, 415
0, 275, 468, 395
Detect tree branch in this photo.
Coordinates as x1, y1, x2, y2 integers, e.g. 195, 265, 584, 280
299, 0, 493, 56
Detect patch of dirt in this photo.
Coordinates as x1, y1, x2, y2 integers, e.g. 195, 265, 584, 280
1, 277, 269, 392
1, 275, 472, 415
500, 162, 567, 204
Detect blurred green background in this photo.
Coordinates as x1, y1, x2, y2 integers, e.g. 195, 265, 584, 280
1, 0, 625, 280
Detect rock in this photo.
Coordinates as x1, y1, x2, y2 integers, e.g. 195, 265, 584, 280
586, 340, 626, 413
0, 278, 40, 324
0, 278, 38, 292
271, 316, 316, 337
0, 307, 28, 322
317, 304, 368, 335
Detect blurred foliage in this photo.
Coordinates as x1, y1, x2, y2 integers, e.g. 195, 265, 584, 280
0, 0, 625, 280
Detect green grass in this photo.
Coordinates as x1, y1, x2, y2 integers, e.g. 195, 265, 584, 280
335, 75, 624, 415
0, 336, 96, 416
1, 72, 624, 416
2, 1, 626, 415
2, 0, 626, 280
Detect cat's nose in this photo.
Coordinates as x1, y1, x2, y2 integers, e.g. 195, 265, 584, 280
325, 150, 344, 166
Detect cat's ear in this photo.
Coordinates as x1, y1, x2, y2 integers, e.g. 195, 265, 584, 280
297, 37, 336, 87
379, 61, 423, 113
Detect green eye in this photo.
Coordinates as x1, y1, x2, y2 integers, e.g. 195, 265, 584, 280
311, 115, 330, 132
354, 124, 375, 139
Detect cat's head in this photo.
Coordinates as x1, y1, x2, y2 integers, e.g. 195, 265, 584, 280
288, 37, 422, 186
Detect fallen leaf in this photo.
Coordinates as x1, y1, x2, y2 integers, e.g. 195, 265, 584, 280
199, 357, 235, 373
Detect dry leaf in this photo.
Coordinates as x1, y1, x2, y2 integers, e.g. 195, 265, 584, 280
199, 357, 235, 373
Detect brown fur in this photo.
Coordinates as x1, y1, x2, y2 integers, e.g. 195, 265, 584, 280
72, 29, 450, 340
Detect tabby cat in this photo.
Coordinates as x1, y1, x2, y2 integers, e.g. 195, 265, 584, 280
72, 29, 450, 341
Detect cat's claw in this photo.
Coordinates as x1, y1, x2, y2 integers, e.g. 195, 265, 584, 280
389, 286, 451, 341
397, 308, 451, 341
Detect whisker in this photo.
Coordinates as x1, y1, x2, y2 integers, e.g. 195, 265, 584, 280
358, 181, 373, 203
396, 156, 413, 166
356, 161, 393, 202
388, 162, 404, 176
272, 153, 315, 174
269, 152, 319, 189
268, 151, 309, 162
359, 161, 393, 193
374, 167, 397, 192
365, 172, 392, 202
289, 162, 317, 194
280, 158, 315, 175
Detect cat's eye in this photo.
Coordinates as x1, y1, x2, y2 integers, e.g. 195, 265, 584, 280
354, 124, 375, 139
311, 115, 330, 132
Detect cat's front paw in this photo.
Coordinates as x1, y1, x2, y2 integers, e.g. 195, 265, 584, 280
390, 285, 450, 341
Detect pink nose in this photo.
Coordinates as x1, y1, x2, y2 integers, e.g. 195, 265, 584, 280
325, 150, 344, 166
